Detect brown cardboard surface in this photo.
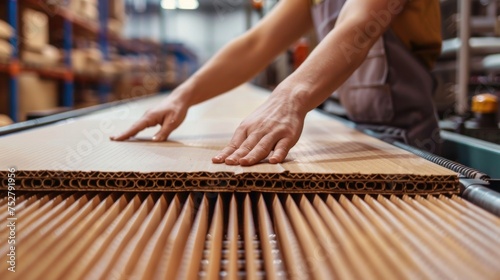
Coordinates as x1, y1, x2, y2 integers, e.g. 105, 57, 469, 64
108, 18, 124, 36
67, 0, 98, 20
20, 8, 49, 51
20, 46, 61, 67
0, 20, 13, 39
17, 73, 59, 121
0, 84, 458, 193
0, 39, 13, 57
109, 0, 126, 21
0, 72, 59, 121
0, 114, 12, 127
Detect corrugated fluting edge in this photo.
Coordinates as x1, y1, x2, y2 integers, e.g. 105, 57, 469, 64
0, 170, 459, 194
1, 192, 499, 279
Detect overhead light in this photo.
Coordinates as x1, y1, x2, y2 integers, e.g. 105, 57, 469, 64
161, 0, 199, 10
161, 0, 176, 10
178, 0, 199, 10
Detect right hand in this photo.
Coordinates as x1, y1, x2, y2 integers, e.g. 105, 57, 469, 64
110, 95, 189, 142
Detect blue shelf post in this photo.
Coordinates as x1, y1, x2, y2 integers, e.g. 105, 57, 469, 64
7, 0, 18, 122
98, 0, 110, 103
62, 0, 74, 107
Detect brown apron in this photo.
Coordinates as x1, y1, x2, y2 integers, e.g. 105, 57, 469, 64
311, 0, 442, 154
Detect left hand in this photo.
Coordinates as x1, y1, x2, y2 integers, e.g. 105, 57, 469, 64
212, 89, 307, 166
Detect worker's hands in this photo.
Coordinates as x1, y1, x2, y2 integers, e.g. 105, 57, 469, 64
212, 89, 307, 166
111, 83, 309, 166
110, 94, 189, 142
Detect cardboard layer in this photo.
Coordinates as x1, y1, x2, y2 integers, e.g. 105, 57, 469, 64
0, 84, 459, 193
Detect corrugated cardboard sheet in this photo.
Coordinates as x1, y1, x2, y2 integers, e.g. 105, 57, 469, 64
0, 85, 458, 193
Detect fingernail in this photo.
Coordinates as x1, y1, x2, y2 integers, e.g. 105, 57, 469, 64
243, 157, 254, 164
212, 157, 222, 164
152, 136, 158, 141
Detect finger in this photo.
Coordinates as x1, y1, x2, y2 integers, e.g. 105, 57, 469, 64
224, 132, 264, 165
152, 117, 178, 142
110, 118, 152, 141
269, 138, 292, 164
212, 127, 247, 164
239, 134, 276, 166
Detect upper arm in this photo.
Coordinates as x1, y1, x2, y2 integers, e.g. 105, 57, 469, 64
244, 0, 314, 60
277, 0, 409, 111
334, 0, 407, 55
336, 0, 407, 26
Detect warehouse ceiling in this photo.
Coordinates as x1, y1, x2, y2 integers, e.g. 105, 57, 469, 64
125, 0, 249, 14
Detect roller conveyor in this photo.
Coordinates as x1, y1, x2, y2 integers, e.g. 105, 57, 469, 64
1, 84, 499, 279
0, 192, 499, 279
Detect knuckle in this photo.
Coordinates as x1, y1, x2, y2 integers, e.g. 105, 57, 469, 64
235, 126, 248, 136
144, 108, 157, 117
143, 118, 156, 127
227, 143, 239, 150
240, 145, 253, 152
254, 144, 270, 154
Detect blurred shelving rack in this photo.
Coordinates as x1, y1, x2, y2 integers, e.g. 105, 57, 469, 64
2, 0, 124, 122
0, 0, 96, 122
1, 0, 200, 123
5, 0, 19, 123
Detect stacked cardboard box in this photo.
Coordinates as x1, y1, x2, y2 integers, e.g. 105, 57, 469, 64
20, 8, 61, 67
0, 114, 13, 127
68, 0, 99, 21
20, 73, 59, 121
72, 48, 102, 74
0, 20, 13, 59
21, 45, 62, 67
108, 0, 126, 36
20, 8, 48, 50
0, 73, 59, 121
66, 0, 125, 30
18, 73, 59, 121
113, 74, 160, 100
72, 47, 119, 78
5, 8, 61, 121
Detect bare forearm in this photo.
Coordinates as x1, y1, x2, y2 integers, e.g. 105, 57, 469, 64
176, 34, 274, 106
171, 0, 313, 107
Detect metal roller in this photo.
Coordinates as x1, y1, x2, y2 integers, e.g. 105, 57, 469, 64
462, 180, 500, 216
